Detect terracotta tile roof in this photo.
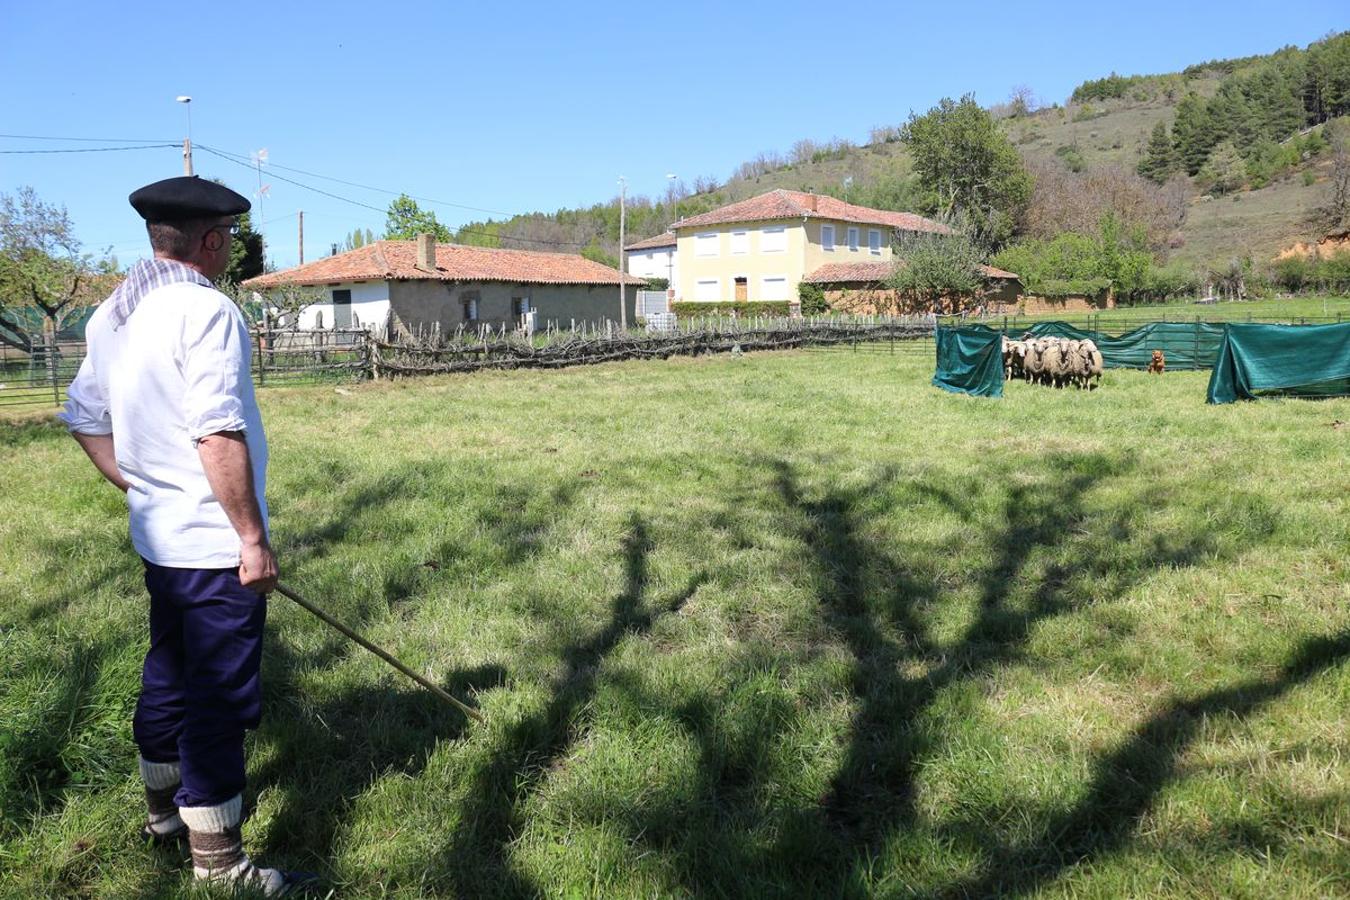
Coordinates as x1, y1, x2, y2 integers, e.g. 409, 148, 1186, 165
803, 262, 893, 284
625, 231, 676, 251
243, 240, 642, 289
672, 189, 951, 234
804, 261, 1020, 284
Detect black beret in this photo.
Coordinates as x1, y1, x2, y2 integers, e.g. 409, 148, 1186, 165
129, 176, 250, 222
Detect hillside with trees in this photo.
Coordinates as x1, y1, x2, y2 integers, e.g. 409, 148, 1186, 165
437, 31, 1350, 300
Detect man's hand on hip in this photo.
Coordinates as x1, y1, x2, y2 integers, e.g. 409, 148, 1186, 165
240, 539, 279, 594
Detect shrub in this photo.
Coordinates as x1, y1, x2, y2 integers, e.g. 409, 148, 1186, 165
1316, 250, 1350, 293
1055, 144, 1086, 173
1271, 255, 1312, 292
797, 282, 829, 315
671, 301, 793, 319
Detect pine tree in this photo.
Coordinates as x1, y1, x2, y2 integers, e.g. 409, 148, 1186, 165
224, 212, 264, 283
1137, 122, 1179, 184
1172, 93, 1220, 175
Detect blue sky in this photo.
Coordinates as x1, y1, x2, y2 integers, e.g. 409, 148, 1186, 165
2, 1, 1345, 270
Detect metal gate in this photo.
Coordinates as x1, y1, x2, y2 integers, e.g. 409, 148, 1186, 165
636, 290, 670, 318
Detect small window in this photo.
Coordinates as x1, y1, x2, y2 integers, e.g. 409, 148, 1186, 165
462, 292, 479, 322
695, 278, 720, 301
847, 227, 859, 251
821, 224, 835, 251
761, 276, 788, 300
695, 232, 719, 257
869, 229, 882, 255
761, 225, 786, 253
511, 297, 530, 317
730, 230, 749, 255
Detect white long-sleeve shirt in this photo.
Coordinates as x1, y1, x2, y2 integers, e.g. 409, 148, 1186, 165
60, 280, 268, 568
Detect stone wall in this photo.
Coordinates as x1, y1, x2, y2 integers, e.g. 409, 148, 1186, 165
817, 278, 1031, 315
389, 280, 636, 335
986, 292, 1115, 315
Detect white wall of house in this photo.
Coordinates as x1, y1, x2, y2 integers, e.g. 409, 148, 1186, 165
626, 247, 679, 297
289, 281, 391, 331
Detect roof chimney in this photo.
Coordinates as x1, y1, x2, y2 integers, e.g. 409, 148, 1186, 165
415, 232, 436, 271
805, 193, 818, 213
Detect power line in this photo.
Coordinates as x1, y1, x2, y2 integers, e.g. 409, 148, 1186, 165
0, 143, 177, 154
196, 144, 386, 214
195, 144, 595, 250
3, 133, 513, 218
197, 143, 516, 217
2, 131, 607, 253
0, 133, 176, 143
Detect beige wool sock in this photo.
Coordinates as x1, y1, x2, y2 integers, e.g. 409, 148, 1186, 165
138, 757, 183, 837
179, 796, 292, 897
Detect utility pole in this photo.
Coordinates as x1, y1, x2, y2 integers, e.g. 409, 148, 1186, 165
618, 176, 628, 330
298, 210, 304, 264
176, 96, 193, 175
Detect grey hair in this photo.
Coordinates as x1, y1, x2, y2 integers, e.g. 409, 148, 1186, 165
146, 218, 215, 259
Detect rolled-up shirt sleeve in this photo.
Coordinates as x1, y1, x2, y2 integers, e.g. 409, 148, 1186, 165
59, 355, 113, 435
182, 301, 251, 443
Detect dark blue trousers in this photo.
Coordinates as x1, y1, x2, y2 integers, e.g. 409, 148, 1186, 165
132, 561, 267, 808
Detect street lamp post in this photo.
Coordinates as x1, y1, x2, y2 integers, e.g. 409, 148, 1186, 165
176, 95, 193, 175
666, 174, 678, 306
666, 173, 678, 226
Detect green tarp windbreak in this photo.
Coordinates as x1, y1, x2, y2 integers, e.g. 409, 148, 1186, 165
1023, 321, 1225, 371
933, 325, 1004, 398
1206, 322, 1350, 403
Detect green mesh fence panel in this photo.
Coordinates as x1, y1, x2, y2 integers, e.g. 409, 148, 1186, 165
1207, 322, 1350, 403
1022, 321, 1225, 370
0, 305, 98, 345
933, 325, 1004, 398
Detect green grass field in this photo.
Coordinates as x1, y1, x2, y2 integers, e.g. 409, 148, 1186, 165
2, 347, 1348, 898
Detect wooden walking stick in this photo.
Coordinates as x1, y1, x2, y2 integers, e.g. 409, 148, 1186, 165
276, 582, 485, 723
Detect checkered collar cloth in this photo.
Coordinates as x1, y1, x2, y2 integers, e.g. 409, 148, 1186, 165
107, 258, 214, 330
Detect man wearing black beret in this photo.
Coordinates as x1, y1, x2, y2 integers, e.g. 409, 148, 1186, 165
60, 176, 312, 895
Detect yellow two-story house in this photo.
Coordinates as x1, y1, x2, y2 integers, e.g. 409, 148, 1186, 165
673, 189, 950, 306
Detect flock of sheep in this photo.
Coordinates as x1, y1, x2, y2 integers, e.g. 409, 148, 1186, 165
1003, 335, 1104, 390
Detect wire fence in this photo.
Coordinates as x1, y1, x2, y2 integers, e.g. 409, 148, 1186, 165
372, 315, 936, 377
0, 339, 87, 410
3, 308, 1347, 411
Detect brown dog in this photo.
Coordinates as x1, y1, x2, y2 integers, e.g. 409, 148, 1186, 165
1147, 349, 1166, 374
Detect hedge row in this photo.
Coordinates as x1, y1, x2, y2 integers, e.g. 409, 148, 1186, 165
670, 301, 794, 319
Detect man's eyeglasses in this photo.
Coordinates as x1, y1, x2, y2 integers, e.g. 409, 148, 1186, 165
210, 222, 241, 237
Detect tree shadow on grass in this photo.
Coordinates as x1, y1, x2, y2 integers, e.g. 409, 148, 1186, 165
237, 467, 593, 882
245, 651, 505, 878
425, 514, 708, 898
268, 461, 583, 675
588, 451, 1293, 897
0, 635, 117, 839
0, 416, 68, 449
940, 628, 1350, 898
